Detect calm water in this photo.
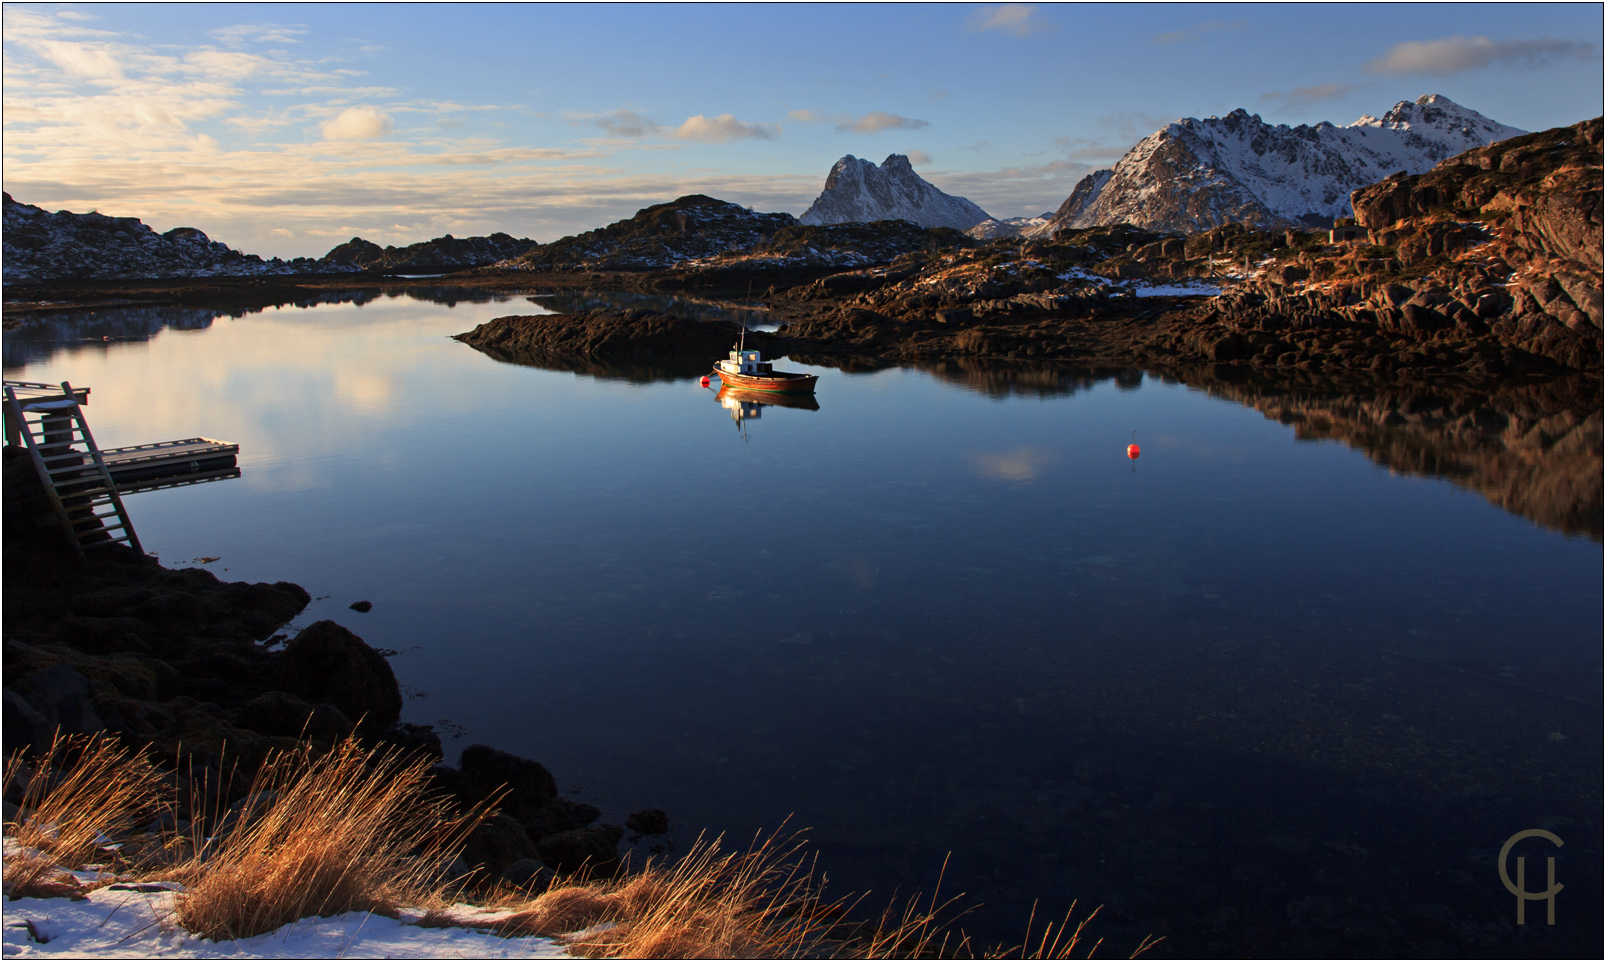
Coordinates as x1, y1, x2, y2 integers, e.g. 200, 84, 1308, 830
5, 291, 1600, 957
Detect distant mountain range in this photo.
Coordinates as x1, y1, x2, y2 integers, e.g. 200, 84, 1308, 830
493, 193, 967, 273
2, 94, 1536, 282
1039, 94, 1525, 235
1, 192, 536, 283
799, 154, 992, 231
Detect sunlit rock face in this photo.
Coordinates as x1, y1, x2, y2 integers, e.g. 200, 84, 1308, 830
1046, 95, 1527, 235
800, 154, 992, 231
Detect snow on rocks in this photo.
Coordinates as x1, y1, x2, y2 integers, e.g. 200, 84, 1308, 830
1046, 94, 1527, 234
800, 154, 992, 231
1, 886, 569, 958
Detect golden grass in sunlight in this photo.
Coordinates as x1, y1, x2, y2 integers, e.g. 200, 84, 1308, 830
493, 830, 837, 958
3, 736, 1159, 957
172, 736, 488, 941
2, 733, 164, 897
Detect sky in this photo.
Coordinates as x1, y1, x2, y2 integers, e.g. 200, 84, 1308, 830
3, 2, 1601, 259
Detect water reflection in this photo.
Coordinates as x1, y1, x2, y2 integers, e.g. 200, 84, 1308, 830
713, 384, 820, 435
2, 288, 543, 369
800, 356, 1603, 541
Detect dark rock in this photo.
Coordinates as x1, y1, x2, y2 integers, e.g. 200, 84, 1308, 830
536, 824, 624, 876
626, 808, 670, 836
457, 744, 557, 819
460, 813, 540, 881
236, 691, 353, 742
380, 723, 443, 761
3, 689, 52, 757
348, 601, 372, 613
10, 665, 105, 749
277, 621, 401, 732
500, 858, 553, 892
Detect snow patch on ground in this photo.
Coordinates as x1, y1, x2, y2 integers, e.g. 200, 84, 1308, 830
1132, 281, 1223, 298
1, 886, 569, 958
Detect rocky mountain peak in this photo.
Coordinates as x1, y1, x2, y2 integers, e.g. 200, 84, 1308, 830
801, 154, 992, 231
1043, 95, 1527, 236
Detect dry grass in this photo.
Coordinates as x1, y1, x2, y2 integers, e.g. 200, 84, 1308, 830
170, 736, 490, 941
2, 733, 165, 897
492, 829, 845, 958
4, 736, 1160, 958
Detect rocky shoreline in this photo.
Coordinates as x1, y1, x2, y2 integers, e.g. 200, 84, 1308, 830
1, 446, 659, 889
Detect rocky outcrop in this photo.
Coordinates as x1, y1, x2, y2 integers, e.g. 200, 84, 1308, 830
800, 154, 991, 230
967, 213, 1053, 240
498, 195, 797, 272
276, 621, 401, 733
454, 310, 740, 369
2, 193, 344, 282
322, 232, 537, 273
1048, 95, 1525, 234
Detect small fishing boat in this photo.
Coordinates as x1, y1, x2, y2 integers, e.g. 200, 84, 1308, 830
712, 333, 817, 393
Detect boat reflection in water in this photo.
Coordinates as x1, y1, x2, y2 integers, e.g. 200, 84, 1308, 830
714, 384, 819, 437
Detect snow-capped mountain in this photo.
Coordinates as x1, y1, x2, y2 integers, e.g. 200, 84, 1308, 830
1044, 94, 1527, 235
966, 212, 1054, 240
800, 154, 992, 231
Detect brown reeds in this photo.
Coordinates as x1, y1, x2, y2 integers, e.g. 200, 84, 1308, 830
3, 735, 1160, 957
493, 829, 844, 958
2, 732, 165, 897
171, 736, 490, 941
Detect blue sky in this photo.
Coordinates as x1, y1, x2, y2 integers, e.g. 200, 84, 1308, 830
4, 3, 1600, 258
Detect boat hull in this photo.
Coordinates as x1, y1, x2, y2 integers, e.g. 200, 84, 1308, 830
712, 369, 818, 393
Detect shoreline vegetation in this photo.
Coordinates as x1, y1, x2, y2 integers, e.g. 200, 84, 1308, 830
3, 734, 1158, 960
0, 462, 1157, 958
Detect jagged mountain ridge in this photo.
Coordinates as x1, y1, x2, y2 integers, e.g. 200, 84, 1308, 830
800, 154, 992, 231
495, 194, 969, 273
322, 232, 537, 273
1041, 95, 1527, 236
966, 212, 1054, 240
2, 192, 535, 282
1, 192, 345, 282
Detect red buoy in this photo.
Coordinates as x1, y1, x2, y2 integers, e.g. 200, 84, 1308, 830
699, 375, 711, 387
1127, 443, 1140, 459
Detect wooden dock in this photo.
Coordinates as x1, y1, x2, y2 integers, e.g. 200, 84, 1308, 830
101, 438, 239, 493
4, 379, 242, 558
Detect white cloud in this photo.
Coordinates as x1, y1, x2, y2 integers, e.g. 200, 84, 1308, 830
589, 109, 659, 138
836, 111, 928, 134
321, 106, 392, 141
209, 23, 308, 46
966, 4, 1054, 37
1366, 35, 1595, 75
672, 113, 778, 143
907, 150, 933, 166
1260, 82, 1356, 111
1152, 19, 1245, 45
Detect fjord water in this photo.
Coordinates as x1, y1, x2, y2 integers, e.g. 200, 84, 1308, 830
6, 291, 1600, 956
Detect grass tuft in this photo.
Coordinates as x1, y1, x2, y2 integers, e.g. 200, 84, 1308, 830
3, 733, 165, 897
171, 736, 489, 941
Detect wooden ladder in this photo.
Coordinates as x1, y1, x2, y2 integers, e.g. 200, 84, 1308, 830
3, 380, 143, 558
